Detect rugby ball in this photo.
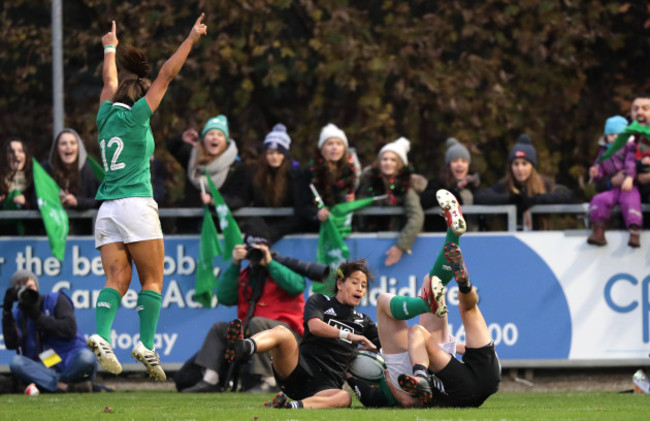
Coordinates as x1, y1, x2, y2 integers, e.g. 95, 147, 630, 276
348, 351, 387, 382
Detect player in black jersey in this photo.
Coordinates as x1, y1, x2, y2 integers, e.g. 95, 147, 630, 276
348, 189, 500, 409
226, 259, 380, 409
398, 242, 501, 408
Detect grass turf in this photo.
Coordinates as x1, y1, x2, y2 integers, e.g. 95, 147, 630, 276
0, 390, 647, 420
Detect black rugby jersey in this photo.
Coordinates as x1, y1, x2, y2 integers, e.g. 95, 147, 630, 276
299, 293, 380, 387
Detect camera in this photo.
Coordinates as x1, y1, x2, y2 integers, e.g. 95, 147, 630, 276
272, 253, 330, 282
17, 286, 39, 307
245, 244, 265, 265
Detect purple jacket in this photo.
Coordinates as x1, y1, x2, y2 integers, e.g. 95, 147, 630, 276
592, 138, 637, 180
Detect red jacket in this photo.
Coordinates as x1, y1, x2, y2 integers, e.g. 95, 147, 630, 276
236, 268, 305, 336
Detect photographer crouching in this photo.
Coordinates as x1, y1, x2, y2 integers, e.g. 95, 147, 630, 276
2, 270, 97, 393
175, 218, 308, 393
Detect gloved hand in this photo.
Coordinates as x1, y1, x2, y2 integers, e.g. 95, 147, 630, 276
19, 298, 42, 320
3, 287, 18, 312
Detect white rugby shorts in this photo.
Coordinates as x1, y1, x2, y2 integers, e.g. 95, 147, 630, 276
95, 197, 163, 248
383, 351, 412, 389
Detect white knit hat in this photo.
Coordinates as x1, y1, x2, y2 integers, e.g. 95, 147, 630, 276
318, 123, 349, 150
379, 136, 410, 165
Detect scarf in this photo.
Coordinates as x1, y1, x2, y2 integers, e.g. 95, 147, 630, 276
362, 164, 412, 206
8, 171, 28, 193
309, 151, 356, 207
187, 141, 238, 191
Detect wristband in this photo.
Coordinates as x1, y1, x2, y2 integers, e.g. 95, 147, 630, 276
104, 45, 116, 54
339, 329, 350, 340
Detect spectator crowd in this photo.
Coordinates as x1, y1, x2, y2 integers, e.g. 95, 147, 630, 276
2, 94, 650, 248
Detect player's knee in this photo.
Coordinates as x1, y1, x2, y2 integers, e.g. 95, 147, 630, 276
334, 390, 352, 408
408, 324, 428, 340
272, 324, 292, 339
377, 293, 393, 308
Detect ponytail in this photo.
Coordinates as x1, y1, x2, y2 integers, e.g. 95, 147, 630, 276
112, 45, 152, 105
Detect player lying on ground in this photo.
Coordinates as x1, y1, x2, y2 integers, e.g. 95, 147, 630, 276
226, 260, 380, 409
348, 189, 500, 408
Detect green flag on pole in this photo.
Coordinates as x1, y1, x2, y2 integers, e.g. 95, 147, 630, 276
599, 121, 650, 163
86, 155, 105, 182
32, 159, 68, 261
195, 206, 223, 308
204, 171, 243, 260
329, 197, 376, 237
309, 184, 380, 295
314, 217, 350, 296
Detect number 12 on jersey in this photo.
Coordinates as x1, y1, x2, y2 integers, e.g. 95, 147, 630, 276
100, 137, 126, 172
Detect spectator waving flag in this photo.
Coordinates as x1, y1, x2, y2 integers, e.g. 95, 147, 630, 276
204, 170, 243, 259
599, 121, 650, 162
195, 205, 223, 308
32, 159, 68, 260
311, 185, 384, 294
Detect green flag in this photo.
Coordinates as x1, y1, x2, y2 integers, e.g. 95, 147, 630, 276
1, 190, 25, 235
329, 197, 376, 237
86, 155, 105, 182
32, 159, 68, 261
204, 171, 243, 260
314, 217, 350, 296
599, 121, 650, 163
195, 206, 223, 308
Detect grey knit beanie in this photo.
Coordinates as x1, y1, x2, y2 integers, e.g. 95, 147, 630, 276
445, 137, 471, 165
10, 270, 39, 289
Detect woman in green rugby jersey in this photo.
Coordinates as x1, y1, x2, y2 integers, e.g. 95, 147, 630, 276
86, 15, 207, 381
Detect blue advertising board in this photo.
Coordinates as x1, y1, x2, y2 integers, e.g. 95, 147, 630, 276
2, 231, 648, 365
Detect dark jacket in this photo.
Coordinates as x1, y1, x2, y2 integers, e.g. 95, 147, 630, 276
41, 161, 100, 211
474, 176, 574, 230
3, 291, 87, 372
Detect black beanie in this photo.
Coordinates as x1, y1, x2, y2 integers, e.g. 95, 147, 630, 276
241, 217, 271, 246
508, 134, 537, 167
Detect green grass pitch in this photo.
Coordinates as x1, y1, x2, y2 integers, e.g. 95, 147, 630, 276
1, 390, 647, 420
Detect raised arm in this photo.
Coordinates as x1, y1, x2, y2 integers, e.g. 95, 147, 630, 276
145, 13, 207, 113
100, 20, 119, 104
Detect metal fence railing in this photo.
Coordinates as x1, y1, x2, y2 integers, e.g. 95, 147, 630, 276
2, 203, 650, 235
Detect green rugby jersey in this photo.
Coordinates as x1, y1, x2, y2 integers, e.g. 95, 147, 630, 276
95, 98, 154, 200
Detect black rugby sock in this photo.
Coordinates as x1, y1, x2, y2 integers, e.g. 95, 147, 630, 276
412, 364, 428, 378
243, 338, 257, 356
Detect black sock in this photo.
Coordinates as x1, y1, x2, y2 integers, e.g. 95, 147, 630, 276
458, 281, 473, 294
288, 400, 303, 409
243, 338, 257, 356
412, 364, 428, 378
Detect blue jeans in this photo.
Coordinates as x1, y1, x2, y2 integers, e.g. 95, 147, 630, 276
10, 348, 98, 392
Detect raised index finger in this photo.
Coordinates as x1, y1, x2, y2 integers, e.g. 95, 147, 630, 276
111, 20, 116, 35
195, 12, 205, 25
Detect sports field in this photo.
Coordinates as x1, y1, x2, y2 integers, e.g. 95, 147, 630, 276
1, 390, 647, 420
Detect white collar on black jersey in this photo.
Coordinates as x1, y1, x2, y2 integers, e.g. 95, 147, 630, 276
113, 102, 132, 110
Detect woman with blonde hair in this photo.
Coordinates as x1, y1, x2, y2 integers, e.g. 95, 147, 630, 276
297, 123, 359, 231
357, 137, 424, 266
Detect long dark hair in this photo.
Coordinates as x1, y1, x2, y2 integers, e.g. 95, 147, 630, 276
504, 165, 547, 197
0, 138, 33, 196
50, 130, 80, 194
112, 45, 152, 105
253, 152, 292, 207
